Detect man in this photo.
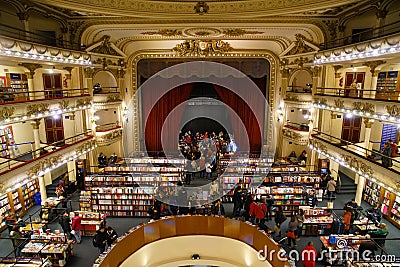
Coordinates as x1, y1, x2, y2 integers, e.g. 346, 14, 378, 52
232, 186, 243, 217
59, 211, 72, 240
71, 212, 82, 244
302, 241, 317, 267
106, 226, 118, 246
306, 190, 317, 207
344, 198, 359, 223
388, 139, 398, 157
326, 178, 336, 201
93, 227, 109, 253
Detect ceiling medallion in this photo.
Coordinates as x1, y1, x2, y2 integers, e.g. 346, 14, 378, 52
222, 29, 264, 37
172, 40, 232, 56
194, 1, 209, 15
184, 28, 221, 38
141, 29, 183, 37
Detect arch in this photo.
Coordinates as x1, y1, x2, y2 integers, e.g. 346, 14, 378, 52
93, 70, 118, 87
289, 68, 313, 88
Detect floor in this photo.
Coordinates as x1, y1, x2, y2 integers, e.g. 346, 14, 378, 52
1, 173, 399, 267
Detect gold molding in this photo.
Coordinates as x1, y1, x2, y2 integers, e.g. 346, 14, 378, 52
222, 28, 264, 37
386, 105, 400, 116
363, 118, 373, 128
285, 93, 299, 102
58, 100, 70, 110
172, 40, 232, 56
334, 99, 344, 109
77, 98, 92, 107
26, 104, 50, 116
0, 107, 15, 119
352, 102, 375, 113
142, 29, 183, 37
106, 94, 122, 103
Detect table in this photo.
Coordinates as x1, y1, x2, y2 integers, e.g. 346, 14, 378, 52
320, 235, 363, 266
22, 223, 44, 232
356, 224, 379, 235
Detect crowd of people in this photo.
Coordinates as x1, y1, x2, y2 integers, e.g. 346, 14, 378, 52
97, 152, 118, 168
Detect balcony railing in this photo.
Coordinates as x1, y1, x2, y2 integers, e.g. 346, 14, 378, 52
320, 21, 400, 50
287, 85, 312, 93
312, 131, 400, 174
93, 87, 120, 95
0, 130, 93, 175
0, 23, 82, 50
315, 87, 400, 101
95, 123, 121, 132
0, 88, 90, 104
284, 121, 309, 132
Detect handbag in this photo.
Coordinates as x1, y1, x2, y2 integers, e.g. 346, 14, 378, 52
286, 231, 295, 239
70, 230, 76, 235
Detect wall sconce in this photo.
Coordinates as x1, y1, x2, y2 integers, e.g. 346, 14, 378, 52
277, 108, 283, 122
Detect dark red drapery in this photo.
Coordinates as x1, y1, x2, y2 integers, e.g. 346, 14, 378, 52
143, 82, 194, 153
213, 84, 263, 153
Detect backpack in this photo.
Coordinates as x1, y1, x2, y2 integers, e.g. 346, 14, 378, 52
93, 235, 99, 247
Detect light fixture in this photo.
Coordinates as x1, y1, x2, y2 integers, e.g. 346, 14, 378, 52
191, 254, 200, 260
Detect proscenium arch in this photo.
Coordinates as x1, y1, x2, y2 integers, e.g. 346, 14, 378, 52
126, 51, 279, 154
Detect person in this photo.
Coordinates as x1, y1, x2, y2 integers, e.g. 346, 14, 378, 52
274, 206, 286, 237
302, 241, 317, 267
93, 227, 109, 253
286, 216, 298, 247
344, 198, 360, 223
15, 216, 25, 228
106, 226, 118, 246
326, 177, 336, 201
265, 195, 274, 221
320, 174, 329, 197
296, 210, 305, 239
243, 194, 254, 222
205, 162, 212, 180
211, 199, 225, 216
349, 78, 358, 97
56, 183, 66, 198
369, 223, 388, 236
209, 180, 219, 199
71, 212, 82, 244
249, 199, 267, 226
232, 186, 243, 217
343, 208, 352, 234
10, 225, 24, 257
98, 152, 107, 167
382, 142, 393, 168
367, 205, 382, 225
40, 202, 51, 222
109, 152, 118, 164
298, 150, 307, 163
288, 151, 297, 159
306, 190, 318, 207
358, 234, 377, 260
388, 139, 398, 157
76, 168, 84, 191
59, 210, 72, 240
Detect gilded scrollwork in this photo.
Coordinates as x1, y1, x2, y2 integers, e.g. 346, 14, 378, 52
77, 98, 92, 107
141, 29, 183, 37
0, 107, 15, 119
26, 104, 50, 116
58, 100, 70, 110
285, 93, 299, 101
222, 29, 263, 37
106, 94, 122, 103
334, 99, 344, 108
172, 40, 232, 56
97, 129, 122, 146
386, 105, 400, 116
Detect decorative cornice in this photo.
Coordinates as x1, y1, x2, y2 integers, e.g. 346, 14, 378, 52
26, 103, 50, 116
141, 29, 183, 37
96, 129, 122, 146
222, 28, 264, 37
334, 99, 344, 108
386, 105, 400, 116
172, 40, 232, 56
106, 94, 122, 103
0, 107, 15, 119
314, 98, 327, 105
363, 118, 374, 128
77, 98, 92, 107
58, 100, 70, 110
352, 102, 375, 113
285, 93, 299, 102
282, 128, 308, 146
18, 63, 43, 76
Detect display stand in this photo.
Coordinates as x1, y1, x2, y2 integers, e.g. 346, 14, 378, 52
363, 179, 383, 207
300, 206, 333, 236
0, 193, 11, 231
73, 210, 105, 236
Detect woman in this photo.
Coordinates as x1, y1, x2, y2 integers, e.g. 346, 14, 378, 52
274, 206, 286, 237
343, 208, 352, 234
302, 241, 317, 267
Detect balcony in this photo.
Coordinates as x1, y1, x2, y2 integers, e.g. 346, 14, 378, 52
0, 88, 90, 105
310, 131, 400, 188
320, 21, 400, 50
285, 86, 313, 104
315, 87, 400, 102
282, 121, 309, 145
95, 122, 121, 132
93, 87, 122, 108
0, 131, 95, 188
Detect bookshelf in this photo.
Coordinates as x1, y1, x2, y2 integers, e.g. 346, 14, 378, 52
0, 127, 10, 157
8, 189, 24, 216
300, 207, 333, 236
390, 195, 400, 227
21, 239, 73, 267
0, 194, 11, 231
79, 191, 91, 211
250, 186, 311, 215
375, 71, 399, 100
22, 179, 40, 210
380, 190, 393, 216
91, 186, 154, 217
221, 175, 252, 202
6, 73, 28, 101
363, 180, 383, 207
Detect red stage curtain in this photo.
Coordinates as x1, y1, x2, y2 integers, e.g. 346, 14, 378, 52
143, 82, 193, 153
213, 84, 263, 153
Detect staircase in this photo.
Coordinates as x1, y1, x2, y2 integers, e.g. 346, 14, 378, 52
46, 177, 62, 198
336, 172, 357, 195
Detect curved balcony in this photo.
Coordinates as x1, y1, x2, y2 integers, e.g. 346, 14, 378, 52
95, 216, 289, 267
0, 88, 89, 105
315, 87, 400, 102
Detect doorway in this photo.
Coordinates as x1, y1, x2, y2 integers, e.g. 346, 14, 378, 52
341, 116, 362, 143
45, 117, 65, 146
43, 73, 62, 98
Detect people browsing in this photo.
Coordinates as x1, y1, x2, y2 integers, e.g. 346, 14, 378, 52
274, 206, 287, 237
306, 190, 318, 207
232, 186, 243, 217
326, 177, 336, 201
93, 227, 109, 253
367, 205, 382, 225
302, 241, 317, 267
10, 225, 25, 257
211, 199, 225, 216
382, 142, 393, 168
106, 226, 118, 246
59, 211, 72, 240
71, 212, 82, 244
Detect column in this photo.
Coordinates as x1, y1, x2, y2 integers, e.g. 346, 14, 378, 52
67, 161, 76, 182
363, 118, 373, 156
355, 175, 366, 206
17, 12, 30, 36
38, 176, 47, 202
330, 160, 340, 180
375, 9, 387, 36
18, 63, 42, 100
363, 60, 385, 98
280, 68, 289, 99
337, 25, 346, 47
84, 67, 95, 97
30, 120, 41, 158
311, 66, 321, 96
333, 65, 342, 94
